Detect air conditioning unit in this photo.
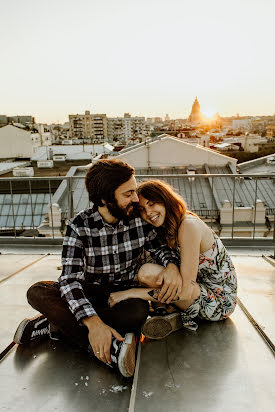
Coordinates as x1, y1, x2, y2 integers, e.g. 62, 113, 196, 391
53, 155, 66, 161
37, 160, 54, 168
13, 167, 34, 177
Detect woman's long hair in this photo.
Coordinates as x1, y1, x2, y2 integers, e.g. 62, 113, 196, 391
137, 179, 195, 249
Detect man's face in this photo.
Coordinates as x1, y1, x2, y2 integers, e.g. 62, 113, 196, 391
106, 175, 139, 219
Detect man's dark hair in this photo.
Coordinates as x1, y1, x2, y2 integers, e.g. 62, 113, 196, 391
85, 159, 135, 206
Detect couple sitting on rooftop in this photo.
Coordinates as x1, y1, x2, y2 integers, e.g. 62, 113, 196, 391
14, 159, 237, 378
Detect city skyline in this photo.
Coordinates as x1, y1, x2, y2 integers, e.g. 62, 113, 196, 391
1, 0, 275, 124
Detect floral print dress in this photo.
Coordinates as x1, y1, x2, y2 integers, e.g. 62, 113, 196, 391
180, 231, 237, 331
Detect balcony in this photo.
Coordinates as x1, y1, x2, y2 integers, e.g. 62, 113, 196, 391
0, 172, 274, 411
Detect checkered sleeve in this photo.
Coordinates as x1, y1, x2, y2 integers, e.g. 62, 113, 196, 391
144, 228, 180, 267
58, 220, 98, 324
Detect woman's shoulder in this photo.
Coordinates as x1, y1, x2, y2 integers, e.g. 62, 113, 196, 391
179, 214, 203, 231
178, 215, 214, 252
178, 215, 202, 241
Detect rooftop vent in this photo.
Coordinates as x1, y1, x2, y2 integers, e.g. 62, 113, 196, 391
37, 160, 54, 168
13, 167, 34, 177
187, 168, 196, 182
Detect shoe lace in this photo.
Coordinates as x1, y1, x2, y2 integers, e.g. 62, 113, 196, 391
31, 327, 49, 338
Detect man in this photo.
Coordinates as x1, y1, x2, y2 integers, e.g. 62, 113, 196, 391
14, 159, 180, 377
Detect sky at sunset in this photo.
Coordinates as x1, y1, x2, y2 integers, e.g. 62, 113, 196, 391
1, 0, 274, 124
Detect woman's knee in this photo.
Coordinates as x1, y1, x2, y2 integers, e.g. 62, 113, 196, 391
137, 263, 163, 287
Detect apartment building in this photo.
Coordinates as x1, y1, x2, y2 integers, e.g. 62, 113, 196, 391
69, 111, 107, 143
107, 113, 145, 143
266, 124, 275, 139
232, 118, 252, 131
0, 115, 35, 126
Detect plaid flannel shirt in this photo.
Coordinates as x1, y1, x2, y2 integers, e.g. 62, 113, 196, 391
59, 205, 179, 323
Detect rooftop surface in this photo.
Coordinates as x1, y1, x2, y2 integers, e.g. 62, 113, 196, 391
0, 245, 274, 411
239, 153, 275, 174
32, 144, 113, 161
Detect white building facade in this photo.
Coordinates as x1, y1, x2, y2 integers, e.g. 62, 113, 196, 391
0, 125, 33, 159
115, 135, 237, 169
232, 118, 252, 131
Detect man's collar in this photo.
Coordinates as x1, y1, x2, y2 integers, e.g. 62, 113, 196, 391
90, 203, 131, 229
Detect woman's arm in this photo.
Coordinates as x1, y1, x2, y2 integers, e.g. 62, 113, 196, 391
177, 219, 202, 300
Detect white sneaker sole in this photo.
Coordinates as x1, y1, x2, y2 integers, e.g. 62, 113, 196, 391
13, 318, 30, 344
118, 333, 136, 378
13, 316, 49, 344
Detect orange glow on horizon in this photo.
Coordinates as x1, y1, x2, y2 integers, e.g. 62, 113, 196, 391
202, 108, 217, 119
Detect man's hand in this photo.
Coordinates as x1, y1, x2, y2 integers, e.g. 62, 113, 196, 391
83, 316, 124, 364
156, 263, 182, 304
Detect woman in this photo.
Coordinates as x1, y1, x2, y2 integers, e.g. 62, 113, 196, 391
108, 180, 237, 339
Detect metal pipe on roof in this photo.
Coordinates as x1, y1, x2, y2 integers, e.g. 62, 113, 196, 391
253, 179, 258, 240
9, 181, 16, 238
204, 165, 222, 210
48, 179, 55, 239
231, 177, 236, 239
28, 181, 35, 238
0, 173, 274, 181
68, 177, 74, 219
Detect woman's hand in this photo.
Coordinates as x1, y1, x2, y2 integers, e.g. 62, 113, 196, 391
157, 263, 182, 304
108, 290, 132, 308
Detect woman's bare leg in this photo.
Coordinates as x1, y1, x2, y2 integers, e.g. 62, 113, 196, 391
173, 283, 201, 311
138, 263, 201, 311
137, 263, 164, 287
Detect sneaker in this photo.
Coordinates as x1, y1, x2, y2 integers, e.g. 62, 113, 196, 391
149, 302, 178, 317
14, 315, 50, 344
110, 333, 136, 378
142, 312, 183, 340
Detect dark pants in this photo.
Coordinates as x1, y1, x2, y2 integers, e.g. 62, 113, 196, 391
27, 281, 149, 350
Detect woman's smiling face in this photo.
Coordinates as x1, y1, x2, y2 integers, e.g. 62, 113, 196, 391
138, 194, 166, 227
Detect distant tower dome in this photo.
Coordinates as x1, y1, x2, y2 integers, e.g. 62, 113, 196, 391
189, 97, 203, 123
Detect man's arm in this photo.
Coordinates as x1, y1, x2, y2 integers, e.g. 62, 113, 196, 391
59, 219, 123, 364
59, 220, 97, 323
144, 227, 180, 268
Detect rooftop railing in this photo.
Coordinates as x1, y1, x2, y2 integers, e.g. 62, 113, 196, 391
0, 173, 274, 256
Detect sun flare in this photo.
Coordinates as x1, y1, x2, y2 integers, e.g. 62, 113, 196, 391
203, 108, 217, 119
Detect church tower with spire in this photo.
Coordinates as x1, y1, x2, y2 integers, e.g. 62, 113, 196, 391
189, 97, 203, 124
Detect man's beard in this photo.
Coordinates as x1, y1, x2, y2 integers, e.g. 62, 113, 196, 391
106, 199, 135, 220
